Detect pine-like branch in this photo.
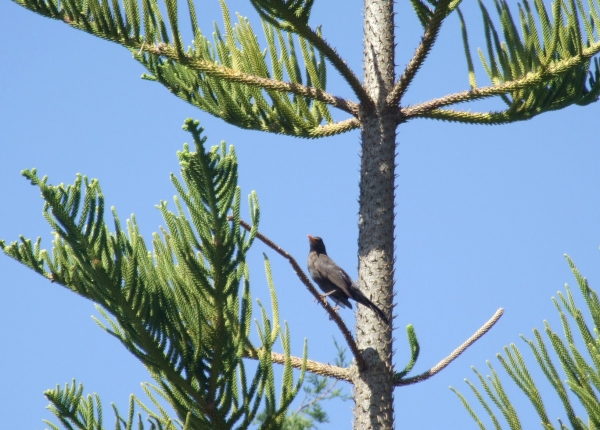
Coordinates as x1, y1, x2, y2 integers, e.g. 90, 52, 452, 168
453, 256, 600, 428
249, 0, 371, 105
2, 119, 306, 429
399, 0, 600, 125
11, 0, 358, 137
244, 349, 352, 382
402, 36, 600, 123
140, 42, 358, 116
389, 0, 462, 107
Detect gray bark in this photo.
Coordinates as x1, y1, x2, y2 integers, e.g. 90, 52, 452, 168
353, 1, 397, 429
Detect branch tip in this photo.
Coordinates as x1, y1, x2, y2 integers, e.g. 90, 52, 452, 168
395, 308, 504, 386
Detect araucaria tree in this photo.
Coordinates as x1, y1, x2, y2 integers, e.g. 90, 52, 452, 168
4, 0, 600, 428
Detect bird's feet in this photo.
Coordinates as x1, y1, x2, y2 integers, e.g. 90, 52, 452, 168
315, 293, 339, 304
314, 295, 340, 310
314, 293, 331, 303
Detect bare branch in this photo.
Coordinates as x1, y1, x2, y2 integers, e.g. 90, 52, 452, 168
232, 217, 366, 372
395, 308, 504, 386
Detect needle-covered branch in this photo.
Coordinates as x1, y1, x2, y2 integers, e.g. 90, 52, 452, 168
244, 349, 352, 382
402, 36, 600, 123
11, 0, 360, 137
141, 42, 358, 115
44, 380, 195, 429
389, 0, 462, 107
453, 257, 600, 428
411, 0, 600, 125
249, 0, 371, 105
1, 119, 306, 429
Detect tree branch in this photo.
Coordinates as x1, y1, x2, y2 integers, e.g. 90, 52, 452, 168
401, 38, 600, 120
406, 108, 534, 124
388, 0, 454, 107
395, 308, 504, 386
244, 348, 351, 382
146, 43, 360, 116
294, 25, 371, 107
52, 11, 360, 116
250, 7, 371, 107
307, 118, 361, 137
231, 217, 366, 372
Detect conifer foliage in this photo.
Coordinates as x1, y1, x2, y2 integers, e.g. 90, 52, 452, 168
10, 0, 600, 127
0, 119, 306, 429
9, 0, 600, 427
9, 0, 338, 137
452, 257, 600, 429
444, 0, 600, 123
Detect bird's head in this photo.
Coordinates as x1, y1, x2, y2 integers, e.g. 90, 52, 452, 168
308, 235, 327, 254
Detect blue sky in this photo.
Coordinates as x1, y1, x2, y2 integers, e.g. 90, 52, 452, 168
2, 0, 600, 428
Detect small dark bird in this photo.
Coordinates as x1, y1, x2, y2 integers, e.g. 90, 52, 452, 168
307, 235, 389, 324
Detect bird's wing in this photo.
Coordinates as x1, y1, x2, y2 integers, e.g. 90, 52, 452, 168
314, 255, 387, 322
314, 255, 355, 298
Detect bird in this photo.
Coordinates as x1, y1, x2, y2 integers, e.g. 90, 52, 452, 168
307, 235, 389, 324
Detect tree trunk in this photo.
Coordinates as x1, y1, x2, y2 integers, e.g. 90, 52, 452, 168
353, 1, 396, 429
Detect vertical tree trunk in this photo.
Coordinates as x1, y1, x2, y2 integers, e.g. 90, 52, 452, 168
353, 1, 396, 429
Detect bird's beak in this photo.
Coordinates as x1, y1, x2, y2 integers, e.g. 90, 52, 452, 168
308, 235, 315, 243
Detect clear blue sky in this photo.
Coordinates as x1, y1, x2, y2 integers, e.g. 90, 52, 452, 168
2, 0, 600, 428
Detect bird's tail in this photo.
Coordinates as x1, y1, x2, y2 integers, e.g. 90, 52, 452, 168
367, 300, 389, 325
354, 290, 389, 324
